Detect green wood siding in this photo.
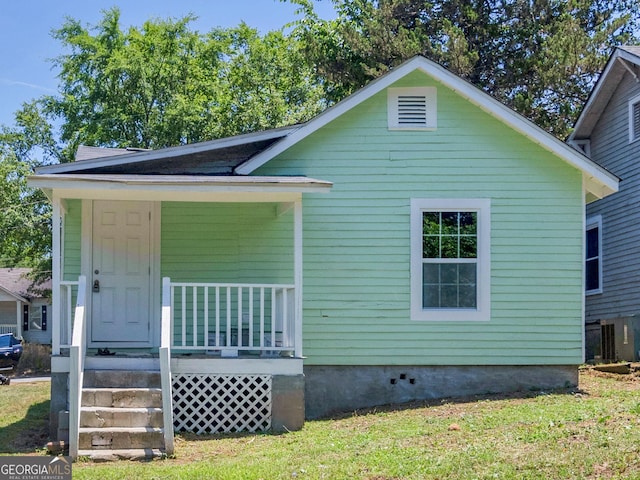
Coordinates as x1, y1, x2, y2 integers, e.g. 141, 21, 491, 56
63, 199, 82, 280
161, 202, 294, 284
161, 202, 294, 346
256, 70, 584, 366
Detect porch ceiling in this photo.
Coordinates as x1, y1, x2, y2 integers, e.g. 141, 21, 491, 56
28, 174, 333, 202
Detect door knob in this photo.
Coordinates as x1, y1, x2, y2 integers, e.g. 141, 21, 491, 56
93, 280, 100, 293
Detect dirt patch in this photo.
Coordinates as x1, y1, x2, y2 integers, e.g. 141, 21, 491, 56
580, 364, 640, 389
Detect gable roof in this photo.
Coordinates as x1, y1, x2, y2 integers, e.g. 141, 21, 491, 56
34, 56, 617, 201
570, 46, 640, 141
0, 268, 50, 302
233, 56, 617, 201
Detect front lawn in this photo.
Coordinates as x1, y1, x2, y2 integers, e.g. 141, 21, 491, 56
1, 369, 639, 479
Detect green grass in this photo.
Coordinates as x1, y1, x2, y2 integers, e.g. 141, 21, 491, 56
2, 371, 640, 479
0, 381, 49, 454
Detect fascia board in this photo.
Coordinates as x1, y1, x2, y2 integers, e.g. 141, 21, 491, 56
27, 175, 333, 196
36, 127, 299, 174
420, 61, 618, 196
236, 56, 618, 198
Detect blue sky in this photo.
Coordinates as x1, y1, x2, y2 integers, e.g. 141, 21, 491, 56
0, 0, 335, 129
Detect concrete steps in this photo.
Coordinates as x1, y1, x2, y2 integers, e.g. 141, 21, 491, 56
77, 448, 165, 462
82, 388, 163, 408
78, 426, 165, 450
80, 406, 164, 428
79, 369, 167, 460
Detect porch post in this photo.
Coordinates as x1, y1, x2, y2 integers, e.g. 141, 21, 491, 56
15, 301, 22, 338
51, 195, 62, 356
294, 197, 303, 358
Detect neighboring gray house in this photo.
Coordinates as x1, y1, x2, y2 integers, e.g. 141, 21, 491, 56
0, 268, 51, 344
569, 46, 640, 362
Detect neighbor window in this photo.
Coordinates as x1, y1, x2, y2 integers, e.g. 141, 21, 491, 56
23, 305, 47, 331
30, 306, 42, 330
629, 94, 640, 143
585, 216, 602, 295
411, 199, 491, 321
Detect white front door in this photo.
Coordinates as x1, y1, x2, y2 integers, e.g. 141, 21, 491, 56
91, 201, 152, 344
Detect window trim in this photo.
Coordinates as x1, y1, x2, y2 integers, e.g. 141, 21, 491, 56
628, 94, 640, 143
388, 87, 437, 130
585, 215, 603, 296
410, 198, 491, 321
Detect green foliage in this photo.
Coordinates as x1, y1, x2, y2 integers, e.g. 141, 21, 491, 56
0, 8, 327, 271
292, 0, 640, 138
0, 102, 59, 275
44, 8, 326, 154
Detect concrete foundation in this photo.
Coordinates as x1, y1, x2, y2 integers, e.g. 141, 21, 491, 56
304, 365, 578, 419
50, 372, 69, 441
51, 364, 574, 437
271, 374, 305, 432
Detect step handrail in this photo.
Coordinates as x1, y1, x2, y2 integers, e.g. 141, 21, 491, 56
160, 277, 175, 455
69, 275, 88, 461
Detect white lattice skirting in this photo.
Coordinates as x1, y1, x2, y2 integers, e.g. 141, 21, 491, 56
172, 374, 272, 434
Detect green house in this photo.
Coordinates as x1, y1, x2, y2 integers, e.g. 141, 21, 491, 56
30, 56, 618, 460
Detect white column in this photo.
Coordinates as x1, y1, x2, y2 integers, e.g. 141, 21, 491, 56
294, 197, 303, 358
15, 301, 22, 338
51, 195, 62, 355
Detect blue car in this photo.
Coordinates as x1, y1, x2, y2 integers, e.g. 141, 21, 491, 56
0, 334, 22, 370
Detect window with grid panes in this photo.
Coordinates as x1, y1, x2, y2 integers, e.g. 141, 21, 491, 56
411, 199, 491, 321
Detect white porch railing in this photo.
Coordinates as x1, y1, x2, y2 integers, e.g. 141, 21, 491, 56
165, 279, 297, 357
58, 280, 80, 351
68, 275, 88, 461
159, 277, 174, 456
0, 325, 17, 335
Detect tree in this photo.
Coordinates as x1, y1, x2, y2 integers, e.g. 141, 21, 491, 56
0, 8, 328, 272
0, 101, 61, 277
292, 0, 640, 138
43, 8, 326, 156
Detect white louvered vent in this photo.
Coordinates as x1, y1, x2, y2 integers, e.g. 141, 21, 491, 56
388, 87, 437, 130
398, 95, 427, 126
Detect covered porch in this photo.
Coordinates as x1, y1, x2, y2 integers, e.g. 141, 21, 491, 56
29, 173, 331, 459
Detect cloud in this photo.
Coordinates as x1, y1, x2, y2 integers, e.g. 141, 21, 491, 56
0, 78, 56, 93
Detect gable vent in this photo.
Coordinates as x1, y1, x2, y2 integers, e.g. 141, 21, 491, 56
388, 87, 437, 130
398, 95, 427, 126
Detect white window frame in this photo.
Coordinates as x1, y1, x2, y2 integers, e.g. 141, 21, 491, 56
410, 198, 491, 321
585, 215, 602, 295
628, 94, 640, 143
388, 87, 437, 130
